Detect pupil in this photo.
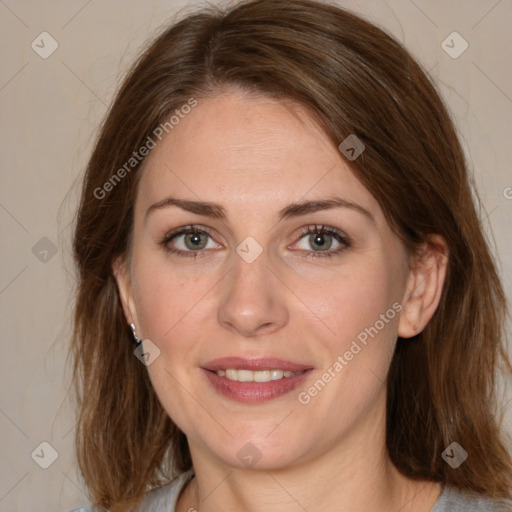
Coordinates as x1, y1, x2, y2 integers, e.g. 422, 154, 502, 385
312, 232, 331, 251
187, 232, 204, 248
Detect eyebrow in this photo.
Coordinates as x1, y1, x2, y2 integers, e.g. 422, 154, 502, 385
145, 195, 374, 223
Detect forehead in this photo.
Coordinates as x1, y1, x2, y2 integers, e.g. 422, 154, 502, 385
136, 91, 381, 221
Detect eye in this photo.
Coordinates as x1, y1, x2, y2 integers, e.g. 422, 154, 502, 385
160, 223, 350, 260
292, 224, 350, 258
160, 225, 221, 258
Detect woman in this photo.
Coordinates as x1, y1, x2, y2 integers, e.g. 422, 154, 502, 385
70, 0, 512, 510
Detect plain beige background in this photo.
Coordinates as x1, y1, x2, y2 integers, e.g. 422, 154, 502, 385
0, 1, 511, 510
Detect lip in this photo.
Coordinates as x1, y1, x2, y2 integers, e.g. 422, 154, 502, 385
202, 357, 312, 373
201, 357, 314, 403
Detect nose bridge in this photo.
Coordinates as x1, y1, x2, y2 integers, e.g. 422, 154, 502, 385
217, 244, 288, 336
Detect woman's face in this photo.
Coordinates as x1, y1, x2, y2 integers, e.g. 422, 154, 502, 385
116, 90, 418, 470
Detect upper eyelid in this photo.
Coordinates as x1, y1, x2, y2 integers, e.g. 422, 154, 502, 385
163, 224, 215, 239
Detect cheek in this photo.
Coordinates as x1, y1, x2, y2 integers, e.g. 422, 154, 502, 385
298, 252, 404, 412
297, 254, 402, 346
296, 265, 401, 418
130, 242, 215, 345
130, 258, 214, 429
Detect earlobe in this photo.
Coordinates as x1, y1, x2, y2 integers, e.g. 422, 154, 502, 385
112, 256, 138, 327
397, 235, 449, 339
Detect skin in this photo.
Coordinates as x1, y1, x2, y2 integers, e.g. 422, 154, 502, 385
114, 90, 448, 512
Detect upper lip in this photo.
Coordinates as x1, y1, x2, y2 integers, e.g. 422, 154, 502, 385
202, 357, 313, 372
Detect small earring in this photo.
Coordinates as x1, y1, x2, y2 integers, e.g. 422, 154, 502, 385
130, 323, 142, 347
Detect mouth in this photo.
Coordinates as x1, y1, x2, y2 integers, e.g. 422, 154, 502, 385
213, 368, 306, 382
201, 357, 313, 403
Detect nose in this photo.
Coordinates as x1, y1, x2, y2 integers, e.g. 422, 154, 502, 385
217, 250, 289, 337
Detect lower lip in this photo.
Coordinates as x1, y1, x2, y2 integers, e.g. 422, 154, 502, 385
202, 368, 313, 403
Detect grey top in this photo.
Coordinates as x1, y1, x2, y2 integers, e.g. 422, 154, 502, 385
70, 471, 511, 511
430, 484, 511, 511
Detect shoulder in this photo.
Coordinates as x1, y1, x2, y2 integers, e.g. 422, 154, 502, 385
431, 484, 512, 512
68, 469, 195, 512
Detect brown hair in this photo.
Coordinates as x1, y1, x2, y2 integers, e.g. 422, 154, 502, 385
71, 0, 512, 509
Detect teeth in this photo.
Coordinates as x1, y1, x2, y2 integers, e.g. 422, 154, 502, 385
216, 369, 303, 382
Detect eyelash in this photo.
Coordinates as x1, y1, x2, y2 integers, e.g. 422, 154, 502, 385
160, 224, 350, 259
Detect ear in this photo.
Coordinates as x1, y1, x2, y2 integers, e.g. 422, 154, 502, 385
397, 234, 449, 338
112, 256, 139, 329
